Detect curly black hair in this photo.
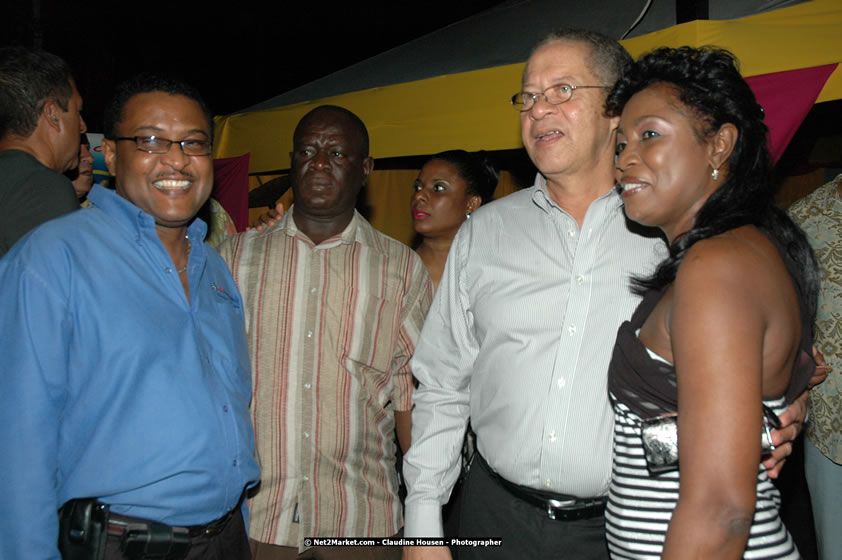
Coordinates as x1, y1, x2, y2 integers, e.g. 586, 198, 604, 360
606, 46, 817, 320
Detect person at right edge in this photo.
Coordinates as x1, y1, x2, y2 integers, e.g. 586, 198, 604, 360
605, 46, 816, 559
790, 172, 842, 560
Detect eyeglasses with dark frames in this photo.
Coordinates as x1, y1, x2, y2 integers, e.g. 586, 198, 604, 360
113, 135, 212, 156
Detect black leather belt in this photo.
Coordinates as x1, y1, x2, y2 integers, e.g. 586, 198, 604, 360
107, 504, 237, 539
59, 497, 241, 560
477, 454, 606, 521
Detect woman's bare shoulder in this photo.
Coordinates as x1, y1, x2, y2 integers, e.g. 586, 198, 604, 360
680, 227, 780, 282
673, 227, 792, 323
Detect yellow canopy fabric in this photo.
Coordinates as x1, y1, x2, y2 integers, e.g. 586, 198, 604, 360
245, 169, 522, 247
214, 0, 842, 174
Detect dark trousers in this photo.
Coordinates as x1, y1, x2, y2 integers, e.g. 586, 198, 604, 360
458, 456, 609, 560
101, 507, 251, 560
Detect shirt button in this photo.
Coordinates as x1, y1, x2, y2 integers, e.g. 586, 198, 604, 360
568, 230, 576, 237
545, 480, 552, 488
576, 275, 584, 285
303, 432, 310, 438
304, 383, 311, 390
557, 378, 566, 389
303, 476, 310, 481
549, 430, 557, 443
223, 405, 229, 412
232, 459, 238, 466
568, 325, 577, 335
306, 331, 313, 338
310, 287, 317, 294
165, 267, 173, 273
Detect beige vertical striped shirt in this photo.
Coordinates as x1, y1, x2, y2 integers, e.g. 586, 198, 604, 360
219, 209, 431, 551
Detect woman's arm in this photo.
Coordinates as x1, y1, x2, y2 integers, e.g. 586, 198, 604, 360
662, 241, 768, 559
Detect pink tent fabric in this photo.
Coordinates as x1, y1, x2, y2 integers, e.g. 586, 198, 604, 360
747, 64, 837, 164
212, 153, 250, 232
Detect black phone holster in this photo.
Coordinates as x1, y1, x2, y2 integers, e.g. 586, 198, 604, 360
58, 499, 109, 560
58, 498, 191, 560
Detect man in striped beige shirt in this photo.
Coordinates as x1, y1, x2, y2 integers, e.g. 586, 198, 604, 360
219, 105, 432, 559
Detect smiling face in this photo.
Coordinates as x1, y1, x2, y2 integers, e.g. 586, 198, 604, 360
615, 83, 721, 242
102, 92, 213, 230
290, 109, 373, 224
410, 159, 480, 240
520, 40, 618, 185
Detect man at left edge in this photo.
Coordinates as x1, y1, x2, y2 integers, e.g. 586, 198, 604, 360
0, 74, 259, 560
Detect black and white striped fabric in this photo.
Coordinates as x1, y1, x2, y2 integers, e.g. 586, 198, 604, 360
604, 232, 815, 559
606, 392, 799, 559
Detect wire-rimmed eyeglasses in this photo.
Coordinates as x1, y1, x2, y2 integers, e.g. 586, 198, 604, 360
510, 84, 610, 112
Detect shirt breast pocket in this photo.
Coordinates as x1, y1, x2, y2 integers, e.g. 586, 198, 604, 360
334, 292, 399, 407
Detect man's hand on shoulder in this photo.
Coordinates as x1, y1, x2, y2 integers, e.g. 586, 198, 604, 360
250, 201, 284, 232
403, 545, 452, 560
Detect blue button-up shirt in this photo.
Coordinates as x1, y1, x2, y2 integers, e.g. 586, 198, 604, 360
0, 186, 259, 560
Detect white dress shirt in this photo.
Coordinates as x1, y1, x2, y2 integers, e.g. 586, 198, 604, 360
403, 175, 666, 537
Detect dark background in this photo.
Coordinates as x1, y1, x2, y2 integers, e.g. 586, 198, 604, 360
4, 0, 837, 182
3, 0, 510, 131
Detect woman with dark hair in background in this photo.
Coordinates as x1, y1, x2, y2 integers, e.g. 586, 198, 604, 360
604, 46, 817, 559
410, 150, 498, 291
406, 150, 497, 543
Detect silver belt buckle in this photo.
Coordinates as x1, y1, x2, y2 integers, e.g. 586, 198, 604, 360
546, 498, 576, 520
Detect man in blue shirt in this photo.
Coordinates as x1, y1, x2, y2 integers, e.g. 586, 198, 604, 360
0, 74, 259, 560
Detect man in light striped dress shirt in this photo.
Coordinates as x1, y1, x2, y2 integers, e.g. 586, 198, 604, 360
403, 29, 807, 560
219, 105, 432, 559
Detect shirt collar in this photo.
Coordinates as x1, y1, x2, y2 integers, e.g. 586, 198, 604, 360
87, 185, 209, 246
281, 205, 360, 247
530, 173, 623, 214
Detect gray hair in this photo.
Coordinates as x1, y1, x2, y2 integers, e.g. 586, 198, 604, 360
526, 28, 632, 86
